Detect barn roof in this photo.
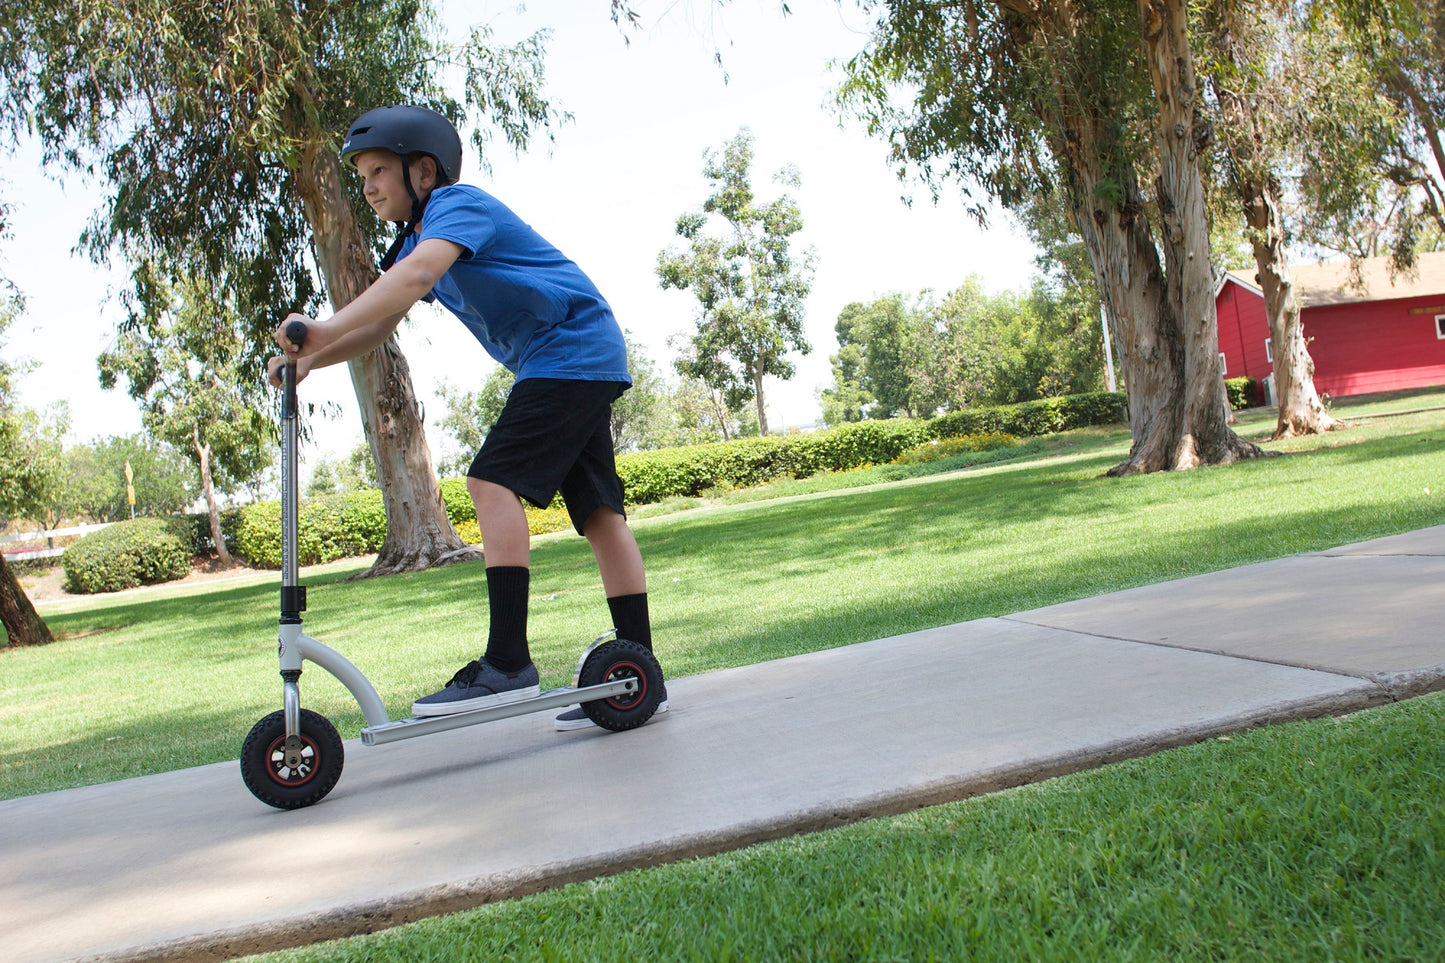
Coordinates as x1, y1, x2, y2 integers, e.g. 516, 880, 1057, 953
1225, 251, 1445, 308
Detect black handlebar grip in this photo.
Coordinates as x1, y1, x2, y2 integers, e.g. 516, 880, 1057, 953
284, 319, 308, 350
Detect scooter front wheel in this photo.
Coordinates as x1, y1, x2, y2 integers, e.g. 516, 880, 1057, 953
240, 708, 344, 809
578, 638, 665, 732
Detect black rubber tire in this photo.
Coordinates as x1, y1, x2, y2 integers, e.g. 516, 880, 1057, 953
240, 708, 344, 810
578, 638, 665, 732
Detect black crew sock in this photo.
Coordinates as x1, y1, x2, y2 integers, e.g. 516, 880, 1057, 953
483, 566, 531, 673
607, 592, 652, 651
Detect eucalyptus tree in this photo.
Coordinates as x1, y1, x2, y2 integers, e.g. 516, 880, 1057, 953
98, 267, 275, 566
1283, 1, 1444, 267
658, 129, 815, 436
0, 0, 564, 575
1332, 0, 1445, 254
839, 0, 1260, 474
1198, 1, 1338, 439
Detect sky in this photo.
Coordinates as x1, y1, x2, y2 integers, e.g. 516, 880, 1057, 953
2, 0, 1041, 473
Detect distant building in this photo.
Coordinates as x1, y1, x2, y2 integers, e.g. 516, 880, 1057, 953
1215, 252, 1445, 399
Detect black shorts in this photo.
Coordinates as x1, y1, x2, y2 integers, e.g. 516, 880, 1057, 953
467, 377, 629, 535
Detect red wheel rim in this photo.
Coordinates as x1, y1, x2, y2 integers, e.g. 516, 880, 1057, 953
603, 660, 647, 710
264, 733, 320, 787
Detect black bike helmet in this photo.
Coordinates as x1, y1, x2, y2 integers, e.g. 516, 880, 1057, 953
341, 105, 464, 269
341, 105, 463, 184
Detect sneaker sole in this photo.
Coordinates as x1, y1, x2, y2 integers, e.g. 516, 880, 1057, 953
555, 699, 669, 732
412, 684, 542, 718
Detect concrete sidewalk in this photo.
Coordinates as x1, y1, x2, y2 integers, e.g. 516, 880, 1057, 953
4, 527, 1443, 963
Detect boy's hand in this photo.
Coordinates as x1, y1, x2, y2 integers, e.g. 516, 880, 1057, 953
274, 313, 321, 357
267, 353, 314, 389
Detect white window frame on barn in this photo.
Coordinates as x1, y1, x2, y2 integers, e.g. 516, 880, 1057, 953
1435, 314, 1445, 340
1218, 352, 1227, 375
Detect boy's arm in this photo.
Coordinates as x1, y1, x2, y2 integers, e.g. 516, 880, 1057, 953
270, 237, 465, 385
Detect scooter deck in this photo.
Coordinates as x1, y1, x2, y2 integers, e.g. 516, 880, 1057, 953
360, 678, 637, 746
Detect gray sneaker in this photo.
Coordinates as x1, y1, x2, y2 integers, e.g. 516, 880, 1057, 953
555, 689, 669, 731
412, 659, 540, 717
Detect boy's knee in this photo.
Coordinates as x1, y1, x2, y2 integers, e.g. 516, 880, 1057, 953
467, 476, 512, 508
582, 506, 625, 539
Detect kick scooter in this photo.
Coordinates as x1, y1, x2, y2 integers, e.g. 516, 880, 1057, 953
240, 322, 665, 810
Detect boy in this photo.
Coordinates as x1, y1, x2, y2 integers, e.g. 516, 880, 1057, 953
269, 104, 664, 730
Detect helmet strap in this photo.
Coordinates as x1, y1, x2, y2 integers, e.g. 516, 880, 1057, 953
379, 156, 431, 272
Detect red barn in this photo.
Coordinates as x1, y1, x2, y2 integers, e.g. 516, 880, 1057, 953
1215, 252, 1445, 399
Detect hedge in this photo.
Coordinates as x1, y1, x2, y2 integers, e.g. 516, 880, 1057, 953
616, 391, 1126, 503
62, 517, 194, 594
230, 480, 574, 568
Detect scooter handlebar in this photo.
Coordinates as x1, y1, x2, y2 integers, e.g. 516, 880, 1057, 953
284, 319, 309, 351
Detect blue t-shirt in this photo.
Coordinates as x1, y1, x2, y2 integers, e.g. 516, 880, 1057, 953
395, 185, 631, 385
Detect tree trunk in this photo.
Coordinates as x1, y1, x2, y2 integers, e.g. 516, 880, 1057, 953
1064, 138, 1184, 475
1206, 2, 1339, 440
1133, 0, 1262, 471
294, 146, 480, 576
1243, 181, 1339, 439
1, 552, 52, 648
753, 369, 769, 435
193, 427, 234, 567
1009, 0, 1255, 475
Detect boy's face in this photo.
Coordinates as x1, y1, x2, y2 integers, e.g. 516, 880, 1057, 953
353, 149, 436, 223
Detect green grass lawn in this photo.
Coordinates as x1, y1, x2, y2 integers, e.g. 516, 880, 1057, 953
5, 393, 1445, 959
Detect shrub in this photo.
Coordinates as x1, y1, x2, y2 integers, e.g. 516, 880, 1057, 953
892, 432, 1018, 466
180, 508, 244, 557
232, 500, 283, 568
453, 502, 571, 543
233, 490, 387, 568
1225, 377, 1264, 410
928, 391, 1125, 440
615, 392, 1124, 507
62, 517, 194, 594
438, 478, 476, 528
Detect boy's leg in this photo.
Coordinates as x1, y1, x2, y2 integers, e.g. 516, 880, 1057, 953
555, 505, 666, 731
473, 478, 532, 672
584, 506, 651, 648
410, 479, 541, 717
583, 506, 645, 598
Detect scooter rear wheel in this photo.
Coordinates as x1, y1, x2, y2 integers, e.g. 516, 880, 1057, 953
240, 708, 344, 809
578, 638, 665, 732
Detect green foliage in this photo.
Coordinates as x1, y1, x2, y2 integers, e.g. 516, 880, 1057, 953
435, 368, 516, 477
305, 445, 376, 498
892, 433, 1019, 465
1224, 377, 1264, 410
618, 393, 1124, 505
928, 392, 1126, 441
658, 128, 815, 434
61, 517, 192, 594
438, 477, 476, 529
822, 279, 1107, 427
97, 270, 273, 495
233, 490, 387, 569
180, 507, 243, 557
0, 0, 566, 377
61, 434, 198, 522
0, 302, 68, 524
